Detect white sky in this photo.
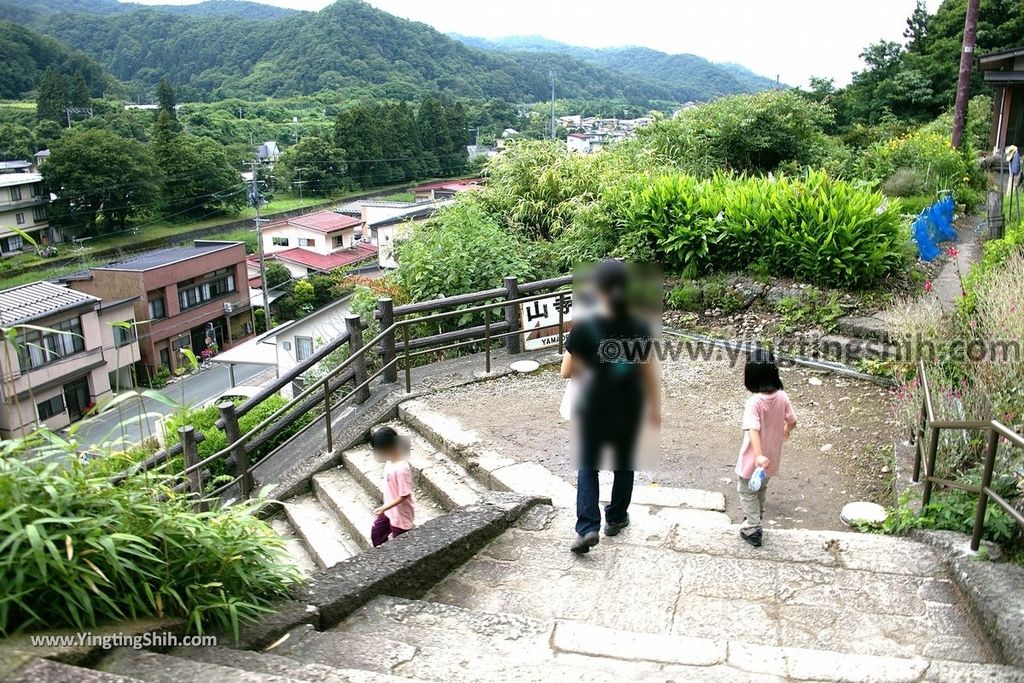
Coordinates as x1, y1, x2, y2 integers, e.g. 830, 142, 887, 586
129, 0, 947, 87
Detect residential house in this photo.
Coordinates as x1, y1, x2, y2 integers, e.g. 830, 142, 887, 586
367, 200, 451, 269
0, 172, 52, 257
32, 149, 50, 171
0, 281, 141, 438
0, 160, 33, 174
257, 141, 281, 164
981, 46, 1024, 153
261, 295, 353, 398
258, 210, 377, 278
410, 178, 481, 202
64, 240, 253, 378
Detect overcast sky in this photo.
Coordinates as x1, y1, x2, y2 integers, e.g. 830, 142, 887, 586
130, 0, 946, 87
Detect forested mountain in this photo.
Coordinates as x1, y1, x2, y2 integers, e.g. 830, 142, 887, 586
451, 34, 779, 101
0, 0, 711, 105
0, 0, 298, 23
0, 21, 110, 100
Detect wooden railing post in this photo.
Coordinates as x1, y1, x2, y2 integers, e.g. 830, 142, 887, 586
971, 427, 1000, 551
218, 401, 251, 499
378, 297, 398, 384
345, 314, 369, 403
912, 398, 926, 482
179, 425, 204, 510
503, 276, 522, 355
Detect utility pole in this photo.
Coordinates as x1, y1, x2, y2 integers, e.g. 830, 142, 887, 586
951, 0, 981, 149
549, 69, 556, 140
293, 167, 308, 201
249, 160, 272, 330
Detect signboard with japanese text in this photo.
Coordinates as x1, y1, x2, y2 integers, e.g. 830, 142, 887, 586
520, 292, 573, 351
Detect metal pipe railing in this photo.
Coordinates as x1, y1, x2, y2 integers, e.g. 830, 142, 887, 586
912, 360, 1024, 551
119, 278, 573, 506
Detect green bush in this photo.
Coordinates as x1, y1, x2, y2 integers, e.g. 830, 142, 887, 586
859, 129, 984, 209
636, 91, 836, 175
665, 282, 703, 312
0, 440, 301, 637
620, 171, 909, 288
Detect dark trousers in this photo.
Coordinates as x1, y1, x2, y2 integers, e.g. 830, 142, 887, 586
576, 469, 634, 535
371, 513, 409, 547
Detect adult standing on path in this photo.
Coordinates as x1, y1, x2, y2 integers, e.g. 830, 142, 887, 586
560, 260, 661, 554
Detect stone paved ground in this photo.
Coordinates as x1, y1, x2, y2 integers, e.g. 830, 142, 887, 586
420, 354, 899, 531
419, 506, 999, 670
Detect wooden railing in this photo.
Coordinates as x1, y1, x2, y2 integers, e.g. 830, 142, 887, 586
912, 360, 1024, 550
112, 273, 573, 502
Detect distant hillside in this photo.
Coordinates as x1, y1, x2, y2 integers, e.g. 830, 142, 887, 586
0, 0, 679, 104
0, 20, 110, 100
0, 0, 298, 22
451, 34, 779, 101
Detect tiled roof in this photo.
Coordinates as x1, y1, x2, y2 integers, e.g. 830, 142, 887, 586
97, 242, 241, 271
272, 210, 362, 234
412, 177, 481, 192
0, 281, 98, 326
273, 243, 377, 272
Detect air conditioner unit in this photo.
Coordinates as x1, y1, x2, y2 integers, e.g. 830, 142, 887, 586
223, 302, 234, 314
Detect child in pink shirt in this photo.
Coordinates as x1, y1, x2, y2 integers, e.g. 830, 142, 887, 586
735, 350, 796, 547
369, 426, 416, 547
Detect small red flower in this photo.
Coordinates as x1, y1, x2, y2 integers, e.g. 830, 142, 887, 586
923, 281, 933, 292
947, 246, 959, 258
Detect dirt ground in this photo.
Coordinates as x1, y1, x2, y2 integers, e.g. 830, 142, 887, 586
419, 352, 902, 531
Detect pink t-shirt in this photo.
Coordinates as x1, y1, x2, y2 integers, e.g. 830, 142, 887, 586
383, 460, 415, 530
735, 390, 797, 479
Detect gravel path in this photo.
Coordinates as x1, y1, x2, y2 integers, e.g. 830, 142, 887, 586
420, 353, 900, 531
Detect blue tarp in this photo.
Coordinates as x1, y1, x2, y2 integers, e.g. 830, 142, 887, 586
912, 194, 957, 261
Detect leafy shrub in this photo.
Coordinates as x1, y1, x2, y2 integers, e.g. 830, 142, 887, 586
636, 91, 836, 175
163, 394, 316, 480
882, 168, 926, 198
859, 129, 984, 209
665, 282, 703, 312
0, 439, 301, 637
620, 171, 909, 288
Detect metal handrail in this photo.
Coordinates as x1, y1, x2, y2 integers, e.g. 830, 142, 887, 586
912, 360, 1024, 550
158, 282, 573, 499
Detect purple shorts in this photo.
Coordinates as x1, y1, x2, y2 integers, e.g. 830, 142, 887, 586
371, 513, 409, 547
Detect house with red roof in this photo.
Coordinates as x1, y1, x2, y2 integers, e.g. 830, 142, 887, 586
256, 210, 377, 279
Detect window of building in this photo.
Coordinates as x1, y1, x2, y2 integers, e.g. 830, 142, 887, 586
177, 271, 235, 310
113, 320, 136, 347
298, 237, 315, 248
295, 336, 314, 361
332, 235, 345, 248
159, 348, 170, 368
2, 234, 23, 252
9, 186, 21, 201
148, 295, 166, 320
17, 317, 85, 372
30, 183, 43, 198
32, 205, 47, 222
37, 395, 65, 421
272, 237, 289, 247
15, 213, 24, 225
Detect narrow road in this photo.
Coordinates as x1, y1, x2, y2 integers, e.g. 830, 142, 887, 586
72, 362, 268, 450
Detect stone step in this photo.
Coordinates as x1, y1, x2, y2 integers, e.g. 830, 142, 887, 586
175, 644, 426, 683
336, 445, 443, 523
311, 468, 380, 549
425, 524, 997, 666
268, 514, 318, 576
98, 648, 306, 683
398, 399, 727, 515
299, 595, 1022, 682
283, 492, 362, 569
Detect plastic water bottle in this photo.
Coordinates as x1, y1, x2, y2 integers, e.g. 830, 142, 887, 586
748, 466, 766, 492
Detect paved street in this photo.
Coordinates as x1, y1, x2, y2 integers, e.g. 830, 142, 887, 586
72, 362, 270, 451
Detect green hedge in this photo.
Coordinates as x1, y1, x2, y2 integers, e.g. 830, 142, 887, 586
620, 171, 910, 289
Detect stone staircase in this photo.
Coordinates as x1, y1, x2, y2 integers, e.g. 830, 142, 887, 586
87, 398, 1022, 682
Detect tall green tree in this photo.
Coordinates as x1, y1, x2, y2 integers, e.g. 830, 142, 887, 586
443, 100, 469, 176
334, 103, 383, 187
416, 96, 450, 178
36, 68, 69, 125
70, 71, 91, 108
43, 128, 160, 235
277, 135, 348, 196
